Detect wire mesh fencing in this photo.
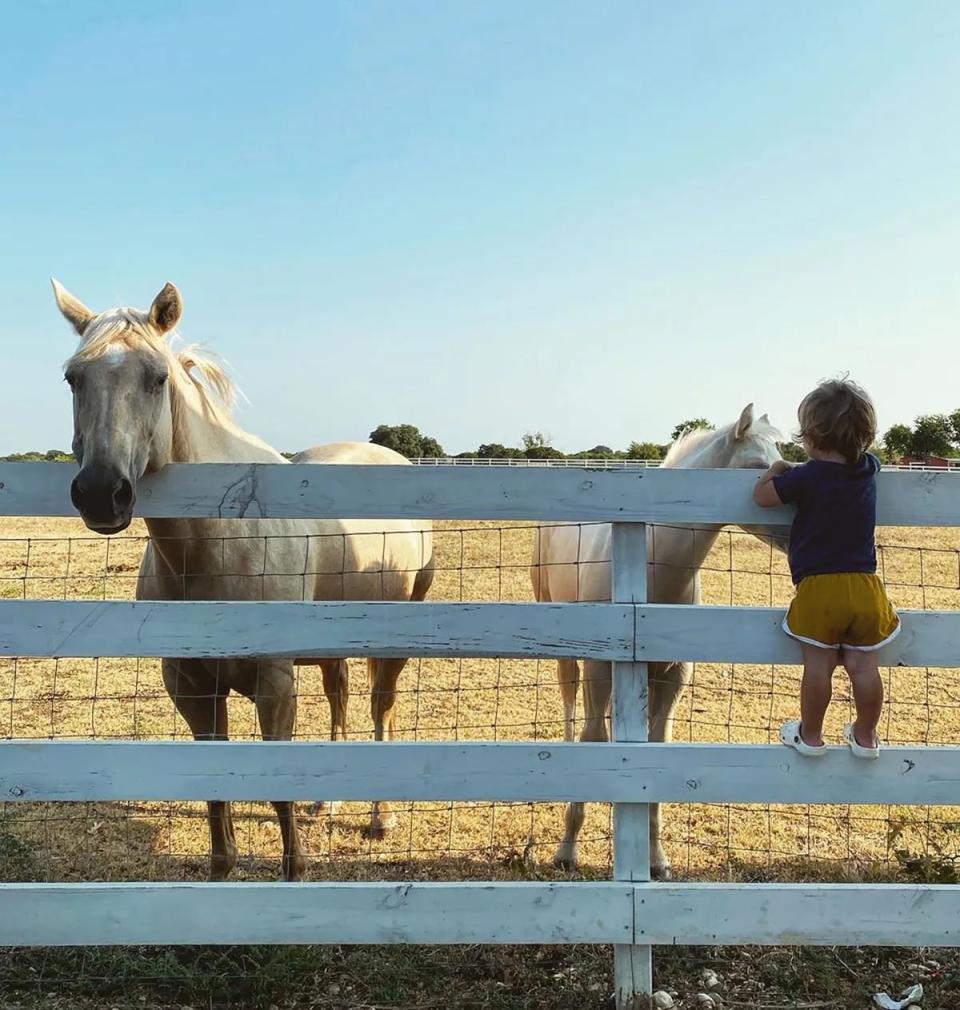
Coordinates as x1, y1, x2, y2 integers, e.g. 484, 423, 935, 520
1, 515, 958, 888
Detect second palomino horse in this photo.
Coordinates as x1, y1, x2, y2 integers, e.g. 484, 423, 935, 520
531, 405, 785, 877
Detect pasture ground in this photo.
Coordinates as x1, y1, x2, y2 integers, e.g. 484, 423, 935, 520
1, 939, 959, 1009
1, 516, 959, 1006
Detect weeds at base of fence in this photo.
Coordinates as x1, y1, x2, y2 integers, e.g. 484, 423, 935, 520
0, 818, 45, 882
0, 943, 958, 1010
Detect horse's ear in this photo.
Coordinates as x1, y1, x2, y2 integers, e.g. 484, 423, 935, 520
148, 282, 183, 334
758, 412, 770, 425
735, 403, 755, 441
51, 278, 95, 336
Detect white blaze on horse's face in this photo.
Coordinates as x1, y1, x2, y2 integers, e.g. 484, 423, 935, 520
53, 279, 182, 534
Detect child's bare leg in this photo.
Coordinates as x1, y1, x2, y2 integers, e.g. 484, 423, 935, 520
799, 643, 839, 746
842, 649, 884, 748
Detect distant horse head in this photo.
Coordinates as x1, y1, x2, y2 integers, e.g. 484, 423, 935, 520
665, 404, 789, 554
664, 403, 782, 471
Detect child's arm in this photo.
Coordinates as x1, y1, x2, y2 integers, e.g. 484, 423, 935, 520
753, 460, 792, 508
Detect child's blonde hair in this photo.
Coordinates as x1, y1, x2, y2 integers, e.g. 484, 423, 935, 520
797, 377, 876, 464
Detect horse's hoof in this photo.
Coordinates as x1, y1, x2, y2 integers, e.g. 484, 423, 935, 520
552, 845, 579, 872
651, 863, 672, 881
208, 853, 237, 881
283, 857, 308, 882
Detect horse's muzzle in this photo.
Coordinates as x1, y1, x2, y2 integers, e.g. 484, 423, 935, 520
70, 464, 136, 534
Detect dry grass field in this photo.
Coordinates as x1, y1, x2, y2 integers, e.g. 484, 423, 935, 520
1, 515, 959, 889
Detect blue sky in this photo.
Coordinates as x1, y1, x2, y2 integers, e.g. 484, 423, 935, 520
2, 1, 959, 455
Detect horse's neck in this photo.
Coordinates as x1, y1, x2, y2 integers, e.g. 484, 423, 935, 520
649, 451, 726, 603
169, 382, 284, 465
146, 382, 285, 576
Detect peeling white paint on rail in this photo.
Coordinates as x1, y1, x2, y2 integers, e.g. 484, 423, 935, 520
0, 881, 635, 946
0, 600, 956, 666
3, 740, 957, 804
0, 600, 634, 659
1, 463, 958, 524
635, 883, 960, 946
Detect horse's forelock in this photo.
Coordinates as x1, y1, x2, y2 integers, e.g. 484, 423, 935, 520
66, 308, 156, 365
65, 311, 239, 420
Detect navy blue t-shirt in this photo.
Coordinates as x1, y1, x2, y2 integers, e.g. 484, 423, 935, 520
772, 453, 880, 585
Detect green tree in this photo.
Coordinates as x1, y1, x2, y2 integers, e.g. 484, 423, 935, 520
776, 442, 807, 463
419, 436, 446, 458
570, 444, 615, 458
369, 424, 444, 459
521, 432, 550, 451
949, 408, 960, 445
521, 432, 564, 460
476, 443, 523, 459
883, 423, 914, 460
670, 418, 714, 442
871, 443, 895, 465
0, 449, 74, 462
524, 444, 565, 460
910, 414, 954, 458
624, 441, 666, 460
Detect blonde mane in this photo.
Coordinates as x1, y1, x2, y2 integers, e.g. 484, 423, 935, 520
662, 425, 720, 466
66, 308, 239, 421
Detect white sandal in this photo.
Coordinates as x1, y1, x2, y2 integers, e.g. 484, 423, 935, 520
843, 723, 880, 760
779, 720, 826, 758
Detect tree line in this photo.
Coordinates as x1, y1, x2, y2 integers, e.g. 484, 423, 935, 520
370, 418, 805, 461
370, 412, 960, 464
5, 411, 960, 464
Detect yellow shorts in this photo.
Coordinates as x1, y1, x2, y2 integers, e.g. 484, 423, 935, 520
784, 572, 900, 651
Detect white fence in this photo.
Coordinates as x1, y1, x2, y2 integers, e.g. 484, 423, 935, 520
1, 462, 960, 1009
410, 456, 664, 467
411, 456, 960, 471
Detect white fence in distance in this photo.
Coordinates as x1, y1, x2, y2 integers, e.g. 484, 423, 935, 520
1, 463, 959, 1009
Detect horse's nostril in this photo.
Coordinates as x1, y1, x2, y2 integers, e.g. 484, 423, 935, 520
70, 477, 84, 511
113, 479, 134, 512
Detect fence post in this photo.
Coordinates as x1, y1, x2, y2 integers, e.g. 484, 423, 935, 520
612, 522, 652, 1009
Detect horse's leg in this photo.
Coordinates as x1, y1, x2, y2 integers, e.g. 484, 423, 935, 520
310, 659, 349, 816
321, 659, 349, 740
366, 656, 408, 838
646, 661, 690, 880
557, 659, 580, 742
162, 659, 236, 881
554, 659, 610, 870
253, 660, 307, 882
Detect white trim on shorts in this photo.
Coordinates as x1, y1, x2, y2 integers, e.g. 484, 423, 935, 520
782, 614, 901, 653
841, 618, 902, 652
782, 616, 839, 651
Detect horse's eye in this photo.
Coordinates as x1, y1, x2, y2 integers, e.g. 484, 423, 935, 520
153, 373, 168, 390
64, 373, 77, 390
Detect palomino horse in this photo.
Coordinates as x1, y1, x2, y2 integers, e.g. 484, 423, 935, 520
530, 405, 785, 878
54, 279, 434, 881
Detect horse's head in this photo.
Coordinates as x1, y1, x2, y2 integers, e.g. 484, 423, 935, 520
667, 403, 789, 554
726, 403, 791, 554
54, 280, 182, 533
